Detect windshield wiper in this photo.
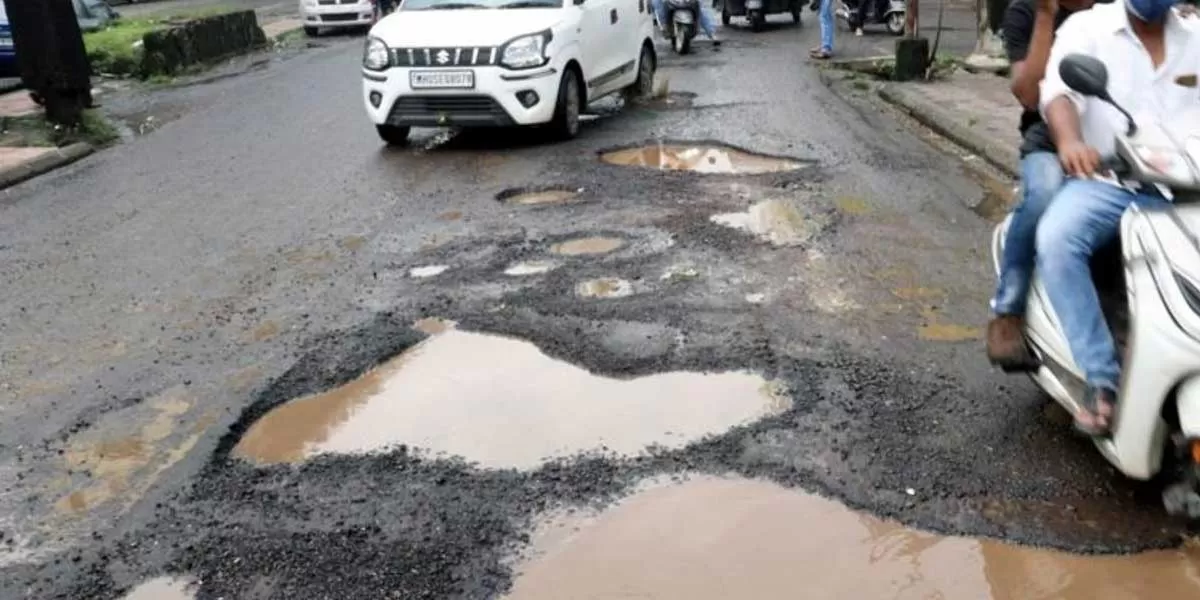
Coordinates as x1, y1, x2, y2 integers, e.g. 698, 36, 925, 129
497, 0, 557, 7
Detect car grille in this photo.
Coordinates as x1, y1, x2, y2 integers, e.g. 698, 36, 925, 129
387, 95, 512, 126
391, 47, 500, 68
321, 12, 361, 21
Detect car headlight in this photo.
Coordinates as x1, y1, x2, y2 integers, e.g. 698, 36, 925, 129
363, 37, 390, 71
1133, 145, 1194, 183
500, 30, 552, 70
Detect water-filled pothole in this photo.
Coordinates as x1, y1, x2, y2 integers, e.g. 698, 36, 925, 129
710, 198, 828, 246
600, 142, 808, 175
504, 260, 558, 276
576, 278, 634, 299
550, 236, 625, 256
233, 323, 788, 469
496, 186, 582, 206
505, 476, 1200, 599
119, 576, 197, 600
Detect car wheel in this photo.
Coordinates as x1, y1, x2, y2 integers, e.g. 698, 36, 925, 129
376, 124, 410, 146
623, 44, 657, 103
304, 26, 320, 37
887, 12, 905, 35
549, 68, 582, 141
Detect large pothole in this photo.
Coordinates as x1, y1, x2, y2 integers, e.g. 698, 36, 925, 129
600, 142, 809, 175
505, 476, 1200, 599
233, 322, 789, 469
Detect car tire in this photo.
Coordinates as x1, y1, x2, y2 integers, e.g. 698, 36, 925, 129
304, 26, 320, 37
549, 68, 583, 141
376, 124, 410, 146
887, 12, 905, 35
623, 44, 657, 102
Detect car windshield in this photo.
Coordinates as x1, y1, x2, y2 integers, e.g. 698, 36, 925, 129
401, 0, 562, 10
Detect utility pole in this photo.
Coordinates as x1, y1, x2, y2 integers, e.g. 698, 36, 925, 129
7, 0, 93, 126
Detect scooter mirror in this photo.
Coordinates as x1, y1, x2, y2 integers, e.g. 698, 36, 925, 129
1060, 54, 1110, 100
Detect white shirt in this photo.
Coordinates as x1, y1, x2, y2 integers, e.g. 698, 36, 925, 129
1040, 2, 1200, 159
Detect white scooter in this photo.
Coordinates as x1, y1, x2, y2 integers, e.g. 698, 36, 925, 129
991, 54, 1200, 518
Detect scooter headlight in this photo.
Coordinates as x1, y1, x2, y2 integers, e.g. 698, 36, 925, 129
1133, 145, 1194, 183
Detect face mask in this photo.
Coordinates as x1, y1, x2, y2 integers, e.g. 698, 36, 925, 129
1125, 0, 1177, 23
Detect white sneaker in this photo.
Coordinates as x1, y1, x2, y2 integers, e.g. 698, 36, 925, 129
855, 27, 864, 36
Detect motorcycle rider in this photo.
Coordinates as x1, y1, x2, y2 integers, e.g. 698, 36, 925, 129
1037, 0, 1200, 434
652, 0, 722, 45
986, 0, 1095, 369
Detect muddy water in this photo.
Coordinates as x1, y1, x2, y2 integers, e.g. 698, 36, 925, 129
710, 198, 821, 246
550, 237, 624, 256
576, 278, 634, 299
506, 477, 1200, 600
600, 143, 806, 175
504, 261, 557, 276
234, 329, 788, 469
500, 188, 580, 206
119, 576, 196, 600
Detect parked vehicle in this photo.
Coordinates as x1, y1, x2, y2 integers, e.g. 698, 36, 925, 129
663, 0, 700, 54
361, 0, 657, 145
991, 54, 1200, 519
0, 3, 14, 79
717, 0, 800, 32
300, 0, 376, 36
835, 0, 903, 35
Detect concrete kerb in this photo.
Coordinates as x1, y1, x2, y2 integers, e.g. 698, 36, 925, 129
0, 143, 94, 190
875, 83, 1019, 179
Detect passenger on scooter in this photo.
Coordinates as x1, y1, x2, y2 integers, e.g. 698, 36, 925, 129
1037, 0, 1200, 434
651, 0, 723, 45
986, 0, 1095, 369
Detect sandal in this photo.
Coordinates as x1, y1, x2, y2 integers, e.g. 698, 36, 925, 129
809, 48, 832, 59
1074, 386, 1116, 437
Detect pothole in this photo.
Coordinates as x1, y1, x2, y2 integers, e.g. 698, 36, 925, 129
550, 236, 625, 256
710, 198, 827, 246
119, 576, 197, 600
232, 324, 788, 469
504, 476, 1200, 599
496, 186, 582, 206
599, 142, 808, 175
576, 278, 635, 299
504, 260, 558, 276
409, 265, 449, 278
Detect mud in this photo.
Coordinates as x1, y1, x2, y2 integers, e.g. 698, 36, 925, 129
709, 198, 826, 246
507, 476, 1200, 600
549, 237, 625, 256
600, 143, 808, 174
234, 327, 788, 469
575, 278, 635, 299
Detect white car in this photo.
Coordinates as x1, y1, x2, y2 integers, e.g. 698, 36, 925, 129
360, 0, 657, 145
300, 0, 375, 36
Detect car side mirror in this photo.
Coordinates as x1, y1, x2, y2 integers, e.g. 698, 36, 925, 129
1060, 54, 1110, 99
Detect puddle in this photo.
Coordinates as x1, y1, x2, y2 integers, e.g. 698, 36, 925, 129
504, 261, 557, 276
710, 198, 822, 246
576, 278, 634, 299
409, 265, 449, 278
497, 187, 581, 206
234, 328, 787, 469
600, 142, 807, 175
550, 236, 624, 256
119, 576, 197, 600
505, 476, 1200, 600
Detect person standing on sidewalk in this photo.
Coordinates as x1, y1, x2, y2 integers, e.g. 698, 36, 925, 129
986, 0, 1095, 369
810, 0, 836, 58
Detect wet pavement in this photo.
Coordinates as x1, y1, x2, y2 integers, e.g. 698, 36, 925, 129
0, 7, 1196, 600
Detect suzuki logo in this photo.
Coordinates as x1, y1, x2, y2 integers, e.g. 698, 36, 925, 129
436, 50, 450, 65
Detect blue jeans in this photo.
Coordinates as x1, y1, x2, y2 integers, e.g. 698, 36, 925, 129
653, 0, 718, 38
992, 151, 1065, 315
1035, 179, 1170, 390
819, 0, 834, 52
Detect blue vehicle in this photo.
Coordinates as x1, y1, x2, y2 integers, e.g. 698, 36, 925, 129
0, 2, 15, 78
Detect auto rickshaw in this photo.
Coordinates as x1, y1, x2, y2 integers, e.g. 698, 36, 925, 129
716, 0, 802, 31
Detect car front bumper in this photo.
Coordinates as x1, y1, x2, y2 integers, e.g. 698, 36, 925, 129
362, 64, 562, 128
301, 3, 374, 28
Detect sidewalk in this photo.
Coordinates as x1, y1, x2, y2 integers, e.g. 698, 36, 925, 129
876, 70, 1022, 177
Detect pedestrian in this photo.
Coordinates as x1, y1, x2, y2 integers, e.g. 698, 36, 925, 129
810, 0, 834, 59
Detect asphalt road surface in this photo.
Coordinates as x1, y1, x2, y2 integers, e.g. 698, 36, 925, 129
1, 12, 1196, 600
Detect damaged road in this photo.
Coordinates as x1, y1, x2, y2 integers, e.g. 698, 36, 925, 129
1, 18, 1197, 600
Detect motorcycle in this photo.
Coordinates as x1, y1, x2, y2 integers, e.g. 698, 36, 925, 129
663, 0, 701, 54
992, 53, 1200, 518
835, 0, 905, 35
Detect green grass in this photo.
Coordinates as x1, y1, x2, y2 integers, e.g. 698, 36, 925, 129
1, 110, 120, 148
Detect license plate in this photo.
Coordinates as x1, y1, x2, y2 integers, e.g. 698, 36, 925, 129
410, 70, 474, 90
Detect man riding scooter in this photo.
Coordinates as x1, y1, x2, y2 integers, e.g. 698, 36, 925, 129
652, 0, 722, 45
986, 0, 1095, 372
1036, 0, 1200, 434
